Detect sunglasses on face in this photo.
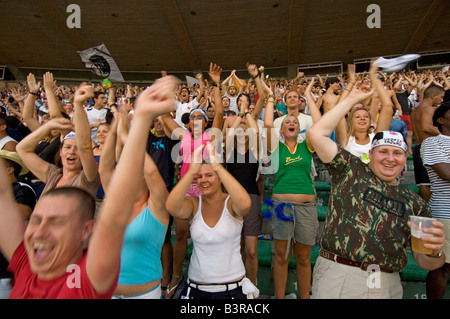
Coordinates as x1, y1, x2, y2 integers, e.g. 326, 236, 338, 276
189, 115, 204, 120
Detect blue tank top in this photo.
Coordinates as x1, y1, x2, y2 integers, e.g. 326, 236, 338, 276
94, 155, 105, 199
118, 205, 168, 285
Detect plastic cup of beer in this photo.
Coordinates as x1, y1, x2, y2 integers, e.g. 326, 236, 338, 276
410, 216, 436, 254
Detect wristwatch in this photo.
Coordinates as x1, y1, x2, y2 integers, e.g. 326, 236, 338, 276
426, 251, 443, 258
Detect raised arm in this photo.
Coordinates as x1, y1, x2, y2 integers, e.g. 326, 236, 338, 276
308, 85, 375, 163
209, 62, 224, 132
221, 70, 235, 94
86, 75, 179, 295
371, 66, 394, 133
72, 84, 98, 182
401, 72, 418, 95
194, 73, 205, 103
304, 77, 322, 123
262, 81, 278, 152
160, 112, 187, 141
16, 118, 74, 182
246, 63, 266, 120
165, 145, 203, 220
338, 64, 356, 103
437, 72, 450, 90
107, 87, 116, 106
244, 108, 260, 159
98, 117, 118, 194
144, 153, 169, 223
0, 158, 27, 262
43, 72, 63, 119
22, 73, 42, 132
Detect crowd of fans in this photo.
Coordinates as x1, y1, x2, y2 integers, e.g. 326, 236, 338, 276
0, 61, 449, 299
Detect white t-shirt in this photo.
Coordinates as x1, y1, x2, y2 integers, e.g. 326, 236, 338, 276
85, 107, 109, 144
273, 113, 313, 143
223, 92, 239, 115
0, 135, 18, 150
344, 133, 375, 163
174, 99, 200, 127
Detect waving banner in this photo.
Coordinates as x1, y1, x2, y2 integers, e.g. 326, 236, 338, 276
77, 44, 124, 82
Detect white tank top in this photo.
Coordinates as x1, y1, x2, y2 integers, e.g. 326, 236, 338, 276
0, 135, 17, 150
344, 133, 375, 162
188, 195, 245, 284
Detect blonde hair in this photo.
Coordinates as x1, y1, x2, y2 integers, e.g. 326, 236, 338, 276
279, 114, 300, 140
281, 113, 299, 126
346, 107, 372, 138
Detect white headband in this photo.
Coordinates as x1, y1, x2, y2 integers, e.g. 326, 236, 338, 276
63, 131, 76, 141
371, 131, 407, 152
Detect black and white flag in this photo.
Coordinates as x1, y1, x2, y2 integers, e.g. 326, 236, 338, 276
185, 75, 199, 88
77, 44, 124, 82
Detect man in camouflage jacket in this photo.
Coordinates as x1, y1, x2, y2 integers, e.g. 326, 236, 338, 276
307, 80, 445, 299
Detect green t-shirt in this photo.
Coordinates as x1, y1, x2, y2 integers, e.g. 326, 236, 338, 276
271, 141, 315, 195
321, 148, 431, 272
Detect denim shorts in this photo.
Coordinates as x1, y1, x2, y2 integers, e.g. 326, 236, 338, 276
269, 197, 318, 246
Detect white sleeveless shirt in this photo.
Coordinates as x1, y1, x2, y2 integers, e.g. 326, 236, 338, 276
188, 195, 245, 284
0, 135, 17, 150
344, 133, 375, 162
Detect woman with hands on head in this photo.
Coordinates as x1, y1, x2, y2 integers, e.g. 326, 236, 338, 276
17, 83, 100, 198
335, 64, 394, 163
160, 62, 224, 298
166, 143, 258, 299
20, 73, 66, 197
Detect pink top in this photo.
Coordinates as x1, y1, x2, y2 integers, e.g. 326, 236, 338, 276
180, 131, 212, 178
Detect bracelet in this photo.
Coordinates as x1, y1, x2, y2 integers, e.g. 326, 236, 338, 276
244, 112, 250, 116
251, 71, 261, 79
30, 91, 39, 96
267, 94, 275, 99
426, 251, 443, 258
211, 83, 218, 87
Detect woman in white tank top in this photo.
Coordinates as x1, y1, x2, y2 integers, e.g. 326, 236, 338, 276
335, 66, 395, 163
166, 144, 259, 299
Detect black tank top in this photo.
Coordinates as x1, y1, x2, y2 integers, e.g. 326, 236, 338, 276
226, 148, 259, 195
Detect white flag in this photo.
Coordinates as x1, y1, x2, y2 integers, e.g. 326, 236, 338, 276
77, 44, 124, 82
185, 75, 199, 88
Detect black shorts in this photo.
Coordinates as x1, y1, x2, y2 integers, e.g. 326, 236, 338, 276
242, 194, 263, 237
413, 144, 430, 186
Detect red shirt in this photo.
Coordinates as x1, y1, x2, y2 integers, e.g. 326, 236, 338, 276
7, 242, 117, 299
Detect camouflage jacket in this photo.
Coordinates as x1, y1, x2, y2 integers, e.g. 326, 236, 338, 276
320, 148, 431, 272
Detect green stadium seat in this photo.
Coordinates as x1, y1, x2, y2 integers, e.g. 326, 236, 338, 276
317, 206, 327, 221
400, 251, 428, 281
405, 184, 420, 194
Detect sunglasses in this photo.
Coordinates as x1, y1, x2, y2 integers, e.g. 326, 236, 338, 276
189, 115, 204, 120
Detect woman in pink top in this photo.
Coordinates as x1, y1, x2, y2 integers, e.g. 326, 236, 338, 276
159, 63, 224, 298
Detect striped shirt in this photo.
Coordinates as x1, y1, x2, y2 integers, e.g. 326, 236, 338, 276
421, 134, 450, 219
